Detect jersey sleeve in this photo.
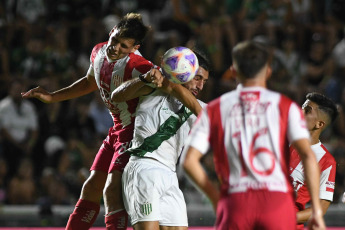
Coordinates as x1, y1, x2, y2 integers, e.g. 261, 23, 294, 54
87, 64, 94, 77
287, 102, 310, 143
184, 107, 210, 155
319, 158, 336, 201
132, 56, 155, 78
88, 43, 105, 77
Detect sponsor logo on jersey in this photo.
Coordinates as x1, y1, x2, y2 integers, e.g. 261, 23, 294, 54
326, 181, 335, 192
240, 91, 260, 101
230, 101, 271, 116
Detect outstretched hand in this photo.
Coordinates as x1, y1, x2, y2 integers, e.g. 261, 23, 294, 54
21, 86, 53, 103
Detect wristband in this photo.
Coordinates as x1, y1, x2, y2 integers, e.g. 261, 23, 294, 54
139, 73, 151, 83
139, 73, 157, 88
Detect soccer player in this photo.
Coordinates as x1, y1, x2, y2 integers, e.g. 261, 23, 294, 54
111, 51, 210, 230
21, 13, 201, 230
182, 40, 326, 230
290, 92, 338, 230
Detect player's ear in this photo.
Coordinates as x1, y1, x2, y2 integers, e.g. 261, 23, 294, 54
316, 120, 325, 129
230, 65, 237, 78
131, 44, 140, 53
265, 65, 272, 80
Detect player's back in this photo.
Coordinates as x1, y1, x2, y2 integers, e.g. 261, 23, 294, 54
208, 85, 307, 195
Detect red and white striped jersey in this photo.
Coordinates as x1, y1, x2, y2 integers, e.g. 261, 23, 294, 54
88, 42, 154, 131
186, 85, 310, 196
290, 142, 336, 210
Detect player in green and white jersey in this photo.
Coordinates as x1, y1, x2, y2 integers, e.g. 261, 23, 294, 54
111, 51, 210, 230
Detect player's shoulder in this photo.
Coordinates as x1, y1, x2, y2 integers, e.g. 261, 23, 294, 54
321, 144, 336, 163
267, 91, 301, 115
127, 51, 154, 73
90, 42, 107, 62
315, 143, 337, 166
264, 89, 295, 104
128, 51, 150, 63
92, 42, 107, 53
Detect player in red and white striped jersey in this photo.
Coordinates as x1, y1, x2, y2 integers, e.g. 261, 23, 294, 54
22, 13, 152, 230
290, 92, 338, 230
183, 41, 326, 230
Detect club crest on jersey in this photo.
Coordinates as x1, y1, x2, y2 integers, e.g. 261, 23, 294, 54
112, 74, 123, 88
140, 202, 152, 216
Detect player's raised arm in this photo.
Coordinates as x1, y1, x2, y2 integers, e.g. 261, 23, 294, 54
21, 74, 98, 103
112, 68, 202, 116
110, 69, 158, 103
160, 78, 202, 116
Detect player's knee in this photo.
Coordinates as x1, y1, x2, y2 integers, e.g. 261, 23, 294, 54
104, 171, 122, 193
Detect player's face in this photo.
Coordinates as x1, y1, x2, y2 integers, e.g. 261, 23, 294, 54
302, 99, 319, 130
106, 29, 139, 61
183, 67, 209, 97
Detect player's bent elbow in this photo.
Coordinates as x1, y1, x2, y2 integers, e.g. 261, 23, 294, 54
182, 155, 193, 173
111, 91, 125, 103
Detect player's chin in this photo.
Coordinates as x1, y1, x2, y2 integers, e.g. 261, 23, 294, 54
106, 49, 118, 60
108, 54, 118, 61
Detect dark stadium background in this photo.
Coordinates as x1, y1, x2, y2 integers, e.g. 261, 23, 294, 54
0, 0, 345, 228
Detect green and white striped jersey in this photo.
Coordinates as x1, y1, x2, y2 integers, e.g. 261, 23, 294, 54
126, 89, 205, 171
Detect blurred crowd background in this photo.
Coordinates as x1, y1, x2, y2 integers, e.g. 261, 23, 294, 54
0, 0, 345, 218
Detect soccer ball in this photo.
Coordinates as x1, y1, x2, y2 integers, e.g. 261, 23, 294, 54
161, 47, 199, 84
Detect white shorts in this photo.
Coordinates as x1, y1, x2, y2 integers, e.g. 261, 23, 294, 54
122, 157, 188, 226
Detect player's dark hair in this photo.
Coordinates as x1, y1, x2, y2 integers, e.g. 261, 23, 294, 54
306, 92, 339, 123
232, 40, 270, 79
193, 49, 210, 72
117, 13, 149, 45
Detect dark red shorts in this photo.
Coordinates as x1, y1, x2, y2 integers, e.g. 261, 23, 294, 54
90, 126, 133, 173
216, 190, 296, 230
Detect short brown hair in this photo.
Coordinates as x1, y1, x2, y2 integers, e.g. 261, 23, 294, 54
116, 13, 150, 45
232, 40, 270, 79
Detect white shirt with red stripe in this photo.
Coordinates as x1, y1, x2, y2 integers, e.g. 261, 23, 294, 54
87, 42, 154, 131
290, 142, 336, 210
185, 84, 310, 196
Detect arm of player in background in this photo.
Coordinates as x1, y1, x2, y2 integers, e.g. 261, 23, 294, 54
292, 138, 326, 230
21, 73, 98, 103
297, 199, 331, 224
111, 68, 202, 116
182, 146, 220, 212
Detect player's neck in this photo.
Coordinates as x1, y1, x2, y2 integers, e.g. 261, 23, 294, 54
309, 130, 321, 145
241, 76, 267, 88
